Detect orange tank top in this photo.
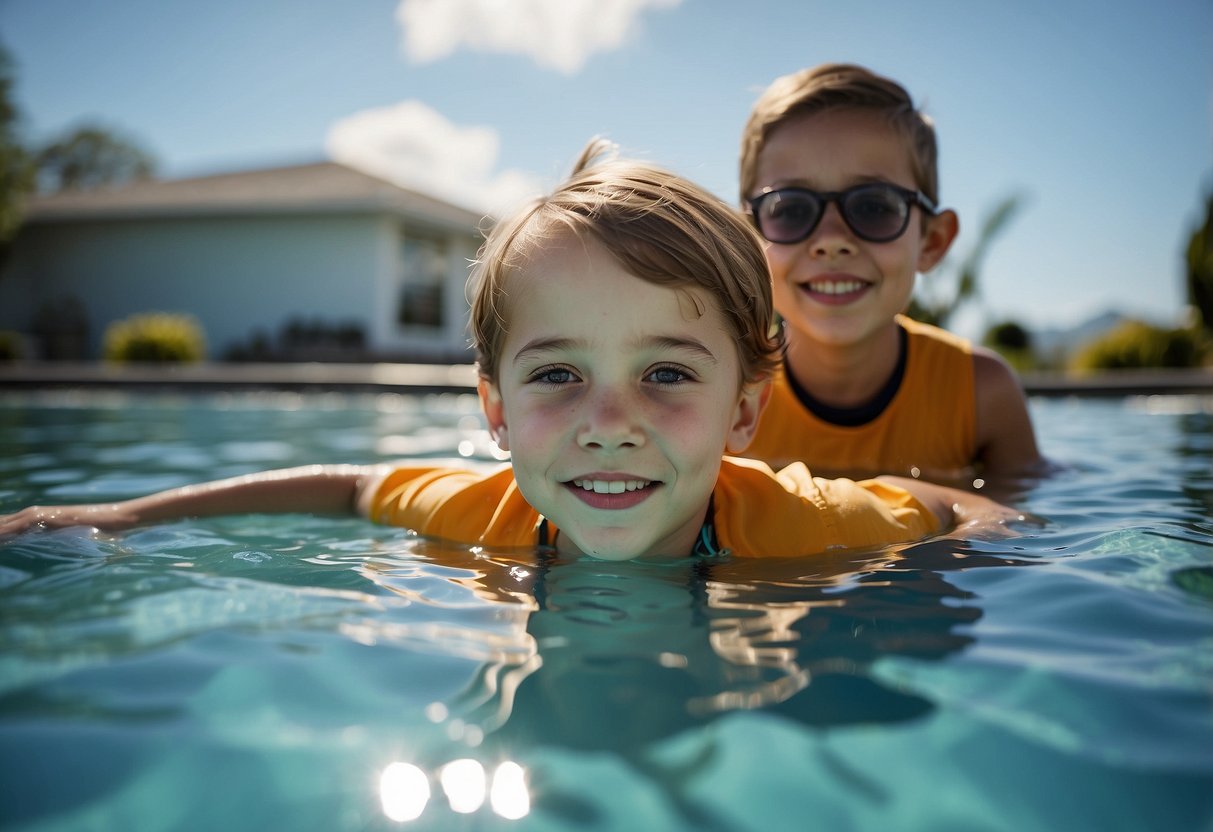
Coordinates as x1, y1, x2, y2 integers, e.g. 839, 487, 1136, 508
367, 458, 938, 558
743, 316, 976, 478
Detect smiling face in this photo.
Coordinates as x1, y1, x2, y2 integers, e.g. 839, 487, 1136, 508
478, 233, 765, 561
752, 108, 955, 349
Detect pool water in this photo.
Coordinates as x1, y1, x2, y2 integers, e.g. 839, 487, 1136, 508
1, 390, 1211, 831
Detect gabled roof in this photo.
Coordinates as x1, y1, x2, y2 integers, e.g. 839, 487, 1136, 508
23, 161, 488, 230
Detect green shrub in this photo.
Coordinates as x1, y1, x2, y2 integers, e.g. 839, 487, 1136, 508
982, 320, 1036, 371
104, 312, 206, 363
1070, 320, 1207, 372
0, 330, 23, 361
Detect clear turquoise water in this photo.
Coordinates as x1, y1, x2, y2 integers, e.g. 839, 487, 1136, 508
1, 390, 1211, 831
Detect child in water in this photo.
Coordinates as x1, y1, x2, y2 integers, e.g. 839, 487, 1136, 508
738, 63, 1045, 479
0, 139, 1020, 559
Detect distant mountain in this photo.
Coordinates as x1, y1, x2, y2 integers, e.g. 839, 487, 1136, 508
1030, 310, 1129, 359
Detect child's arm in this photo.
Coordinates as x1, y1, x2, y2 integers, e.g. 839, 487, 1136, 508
973, 349, 1048, 477
0, 464, 390, 537
878, 474, 1025, 537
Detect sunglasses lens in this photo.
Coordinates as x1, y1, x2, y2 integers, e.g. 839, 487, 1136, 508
755, 190, 821, 243
842, 186, 910, 241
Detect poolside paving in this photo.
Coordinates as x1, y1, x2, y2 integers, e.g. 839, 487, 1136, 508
0, 361, 480, 395
0, 361, 1211, 398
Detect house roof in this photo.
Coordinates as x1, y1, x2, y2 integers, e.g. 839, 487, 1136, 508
22, 161, 488, 231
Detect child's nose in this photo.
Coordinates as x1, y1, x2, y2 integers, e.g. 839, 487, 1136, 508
809, 203, 857, 257
576, 388, 644, 450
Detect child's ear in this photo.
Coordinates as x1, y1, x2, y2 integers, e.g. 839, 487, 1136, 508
725, 378, 771, 454
917, 208, 959, 273
477, 379, 510, 452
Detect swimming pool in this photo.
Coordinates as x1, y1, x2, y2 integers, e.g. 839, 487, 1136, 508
1, 389, 1210, 831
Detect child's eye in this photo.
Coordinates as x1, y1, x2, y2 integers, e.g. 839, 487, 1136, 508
645, 365, 693, 385
528, 365, 579, 385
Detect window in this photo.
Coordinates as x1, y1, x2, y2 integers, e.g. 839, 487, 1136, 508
398, 231, 449, 329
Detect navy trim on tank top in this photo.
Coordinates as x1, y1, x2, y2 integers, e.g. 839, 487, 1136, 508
786, 323, 908, 427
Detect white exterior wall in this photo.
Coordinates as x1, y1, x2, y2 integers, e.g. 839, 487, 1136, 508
0, 213, 478, 361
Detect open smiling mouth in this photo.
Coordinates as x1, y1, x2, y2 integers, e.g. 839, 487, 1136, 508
802, 278, 871, 298
571, 478, 652, 494
563, 478, 659, 509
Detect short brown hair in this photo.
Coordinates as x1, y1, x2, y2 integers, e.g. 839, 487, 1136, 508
471, 138, 781, 385
739, 63, 940, 204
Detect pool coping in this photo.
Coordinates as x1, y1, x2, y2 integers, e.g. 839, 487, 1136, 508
1, 361, 1211, 398
0, 361, 481, 395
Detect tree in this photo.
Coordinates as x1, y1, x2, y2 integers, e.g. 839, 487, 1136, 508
984, 320, 1031, 352
0, 43, 34, 261
907, 193, 1024, 329
982, 319, 1035, 371
0, 42, 156, 278
35, 123, 155, 193
1187, 190, 1213, 333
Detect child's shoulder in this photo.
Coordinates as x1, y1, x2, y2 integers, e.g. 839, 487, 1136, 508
897, 314, 972, 353
369, 464, 519, 525
898, 316, 1028, 406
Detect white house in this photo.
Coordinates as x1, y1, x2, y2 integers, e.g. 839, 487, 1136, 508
0, 161, 488, 362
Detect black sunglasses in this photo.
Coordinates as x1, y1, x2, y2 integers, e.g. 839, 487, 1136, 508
747, 183, 937, 244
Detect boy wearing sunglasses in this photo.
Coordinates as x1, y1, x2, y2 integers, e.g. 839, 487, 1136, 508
739, 63, 1045, 480
1, 140, 1021, 558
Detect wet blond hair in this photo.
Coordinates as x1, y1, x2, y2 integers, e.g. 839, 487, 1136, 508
739, 63, 940, 204
470, 138, 781, 386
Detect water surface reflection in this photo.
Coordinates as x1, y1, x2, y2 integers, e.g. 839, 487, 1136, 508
365, 537, 1037, 756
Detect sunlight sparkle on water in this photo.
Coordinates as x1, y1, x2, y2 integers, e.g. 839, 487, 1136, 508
490, 761, 530, 820
440, 759, 486, 813
379, 759, 529, 822
379, 762, 429, 822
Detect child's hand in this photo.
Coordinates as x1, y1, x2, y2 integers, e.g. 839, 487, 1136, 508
945, 497, 1033, 540
0, 503, 138, 538
879, 476, 1027, 539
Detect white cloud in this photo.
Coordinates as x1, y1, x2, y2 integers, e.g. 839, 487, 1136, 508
325, 100, 544, 216
396, 0, 682, 74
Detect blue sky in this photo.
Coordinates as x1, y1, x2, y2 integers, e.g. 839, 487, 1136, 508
2, 0, 1210, 338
